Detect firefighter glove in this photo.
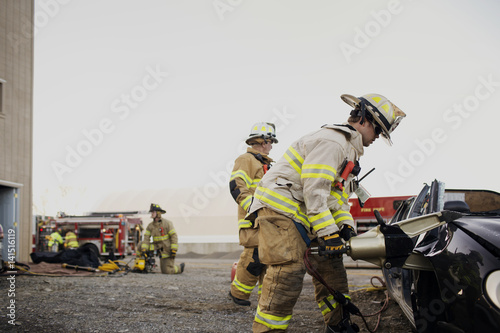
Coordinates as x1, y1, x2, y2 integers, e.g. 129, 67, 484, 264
170, 249, 177, 258
319, 233, 346, 258
339, 224, 357, 242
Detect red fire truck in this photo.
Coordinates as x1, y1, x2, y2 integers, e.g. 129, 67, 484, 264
53, 212, 143, 259
349, 196, 411, 234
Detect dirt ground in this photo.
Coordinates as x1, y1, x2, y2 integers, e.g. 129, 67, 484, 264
0, 253, 413, 333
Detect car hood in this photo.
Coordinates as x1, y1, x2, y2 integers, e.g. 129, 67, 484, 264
453, 217, 500, 252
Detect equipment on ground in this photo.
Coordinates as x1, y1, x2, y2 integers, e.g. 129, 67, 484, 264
132, 250, 156, 273
61, 263, 97, 272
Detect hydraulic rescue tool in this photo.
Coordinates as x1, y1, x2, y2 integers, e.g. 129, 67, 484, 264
132, 250, 156, 273
308, 209, 463, 332
312, 209, 463, 269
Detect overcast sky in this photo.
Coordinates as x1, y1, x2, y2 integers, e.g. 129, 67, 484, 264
33, 0, 500, 216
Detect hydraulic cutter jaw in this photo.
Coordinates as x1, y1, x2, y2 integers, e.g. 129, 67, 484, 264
346, 210, 463, 269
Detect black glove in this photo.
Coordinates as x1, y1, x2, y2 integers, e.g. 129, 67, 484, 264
170, 249, 177, 258
339, 224, 357, 242
319, 233, 346, 258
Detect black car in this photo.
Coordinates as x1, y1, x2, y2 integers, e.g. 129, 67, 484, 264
382, 180, 500, 333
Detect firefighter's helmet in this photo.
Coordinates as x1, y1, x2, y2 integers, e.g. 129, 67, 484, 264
149, 203, 166, 214
341, 93, 406, 145
246, 122, 278, 145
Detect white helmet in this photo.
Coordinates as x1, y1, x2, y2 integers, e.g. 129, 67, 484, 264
245, 122, 278, 145
341, 93, 406, 145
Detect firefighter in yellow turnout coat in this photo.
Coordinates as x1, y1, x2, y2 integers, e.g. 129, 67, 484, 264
250, 94, 406, 332
229, 122, 277, 306
142, 204, 185, 274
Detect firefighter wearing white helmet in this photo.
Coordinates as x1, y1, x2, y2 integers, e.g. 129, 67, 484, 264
341, 93, 406, 145
245, 122, 278, 145
249, 94, 406, 332
228, 122, 277, 306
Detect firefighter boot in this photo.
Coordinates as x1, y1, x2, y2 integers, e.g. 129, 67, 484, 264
229, 291, 251, 306
180, 263, 185, 273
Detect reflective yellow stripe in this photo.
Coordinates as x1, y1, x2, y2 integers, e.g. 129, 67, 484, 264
232, 276, 256, 294
332, 210, 354, 225
251, 178, 261, 189
301, 164, 337, 182
168, 229, 176, 236
254, 187, 310, 228
255, 306, 292, 330
171, 244, 178, 250
240, 195, 252, 211
283, 146, 303, 174
153, 235, 169, 241
231, 169, 252, 188
144, 230, 151, 236
310, 210, 335, 231
331, 188, 349, 206
318, 294, 351, 315
238, 219, 252, 229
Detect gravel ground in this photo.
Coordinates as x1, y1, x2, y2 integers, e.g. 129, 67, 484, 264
0, 254, 413, 333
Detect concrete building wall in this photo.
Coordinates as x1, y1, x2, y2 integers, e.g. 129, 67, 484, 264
0, 0, 34, 262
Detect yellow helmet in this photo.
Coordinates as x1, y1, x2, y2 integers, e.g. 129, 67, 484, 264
341, 93, 406, 145
246, 122, 278, 145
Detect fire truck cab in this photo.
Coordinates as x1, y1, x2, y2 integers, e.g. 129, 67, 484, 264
349, 196, 411, 234
54, 212, 143, 259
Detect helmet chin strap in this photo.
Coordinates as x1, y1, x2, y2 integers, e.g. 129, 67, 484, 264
350, 99, 373, 125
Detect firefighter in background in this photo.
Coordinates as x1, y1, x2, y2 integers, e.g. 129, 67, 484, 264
48, 229, 64, 252
229, 122, 277, 306
64, 229, 79, 249
141, 204, 185, 274
249, 94, 406, 332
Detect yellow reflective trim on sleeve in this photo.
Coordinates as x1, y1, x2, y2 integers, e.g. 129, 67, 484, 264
331, 210, 354, 224
331, 188, 349, 206
238, 219, 252, 229
240, 195, 253, 211
254, 306, 292, 330
168, 229, 176, 236
231, 169, 252, 188
310, 210, 336, 231
283, 146, 303, 174
144, 230, 151, 236
251, 178, 261, 188
301, 164, 337, 182
170, 244, 178, 250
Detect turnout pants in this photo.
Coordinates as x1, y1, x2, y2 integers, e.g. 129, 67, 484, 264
253, 208, 349, 332
231, 228, 266, 300
160, 257, 182, 274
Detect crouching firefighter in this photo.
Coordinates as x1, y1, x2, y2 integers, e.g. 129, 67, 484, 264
248, 94, 406, 332
229, 122, 277, 306
142, 203, 185, 274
